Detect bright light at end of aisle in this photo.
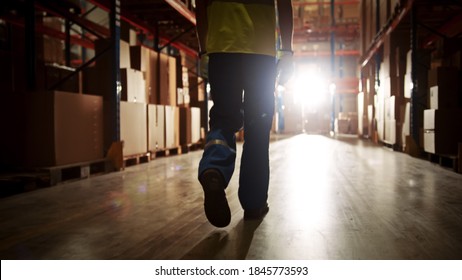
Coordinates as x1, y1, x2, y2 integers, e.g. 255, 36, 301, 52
293, 71, 327, 108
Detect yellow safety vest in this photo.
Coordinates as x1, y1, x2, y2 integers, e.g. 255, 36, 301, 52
206, 0, 277, 57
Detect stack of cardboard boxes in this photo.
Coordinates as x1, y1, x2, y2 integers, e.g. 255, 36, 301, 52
0, 91, 104, 168
87, 38, 202, 157
0, 17, 105, 168
335, 112, 358, 135
401, 49, 431, 152
423, 67, 462, 155
0, 17, 203, 169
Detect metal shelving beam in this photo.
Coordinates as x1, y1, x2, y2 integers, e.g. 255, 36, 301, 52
164, 0, 196, 25
0, 14, 95, 49
87, 0, 198, 57
36, 1, 109, 39
108, 0, 121, 146
360, 0, 415, 68
421, 11, 462, 47
293, 0, 359, 6
25, 0, 36, 91
295, 49, 360, 56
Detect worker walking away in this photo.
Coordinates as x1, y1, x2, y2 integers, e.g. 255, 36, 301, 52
196, 0, 294, 227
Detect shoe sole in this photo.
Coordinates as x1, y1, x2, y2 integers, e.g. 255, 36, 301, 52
199, 170, 231, 227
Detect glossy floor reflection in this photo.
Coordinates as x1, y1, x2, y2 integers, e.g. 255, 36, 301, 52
1, 134, 462, 259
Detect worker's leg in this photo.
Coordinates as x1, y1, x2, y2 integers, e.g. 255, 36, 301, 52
239, 54, 277, 211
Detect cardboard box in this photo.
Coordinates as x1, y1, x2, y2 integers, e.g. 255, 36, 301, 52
377, 119, 385, 142
120, 68, 146, 103
147, 104, 165, 150
404, 73, 412, 98
165, 105, 180, 148
424, 108, 462, 130
120, 21, 131, 43
335, 119, 349, 134
0, 91, 103, 167
406, 50, 412, 75
94, 39, 130, 70
429, 86, 439, 109
130, 45, 150, 72
159, 53, 170, 105
177, 88, 185, 105
183, 87, 190, 104
198, 77, 206, 102
38, 35, 64, 65
191, 107, 201, 143
401, 102, 410, 150
92, 39, 122, 98
145, 50, 159, 104
375, 92, 385, 122
120, 101, 148, 156
158, 54, 179, 106
120, 40, 131, 69
82, 66, 103, 96
385, 119, 396, 144
423, 108, 462, 154
37, 17, 65, 64
349, 114, 359, 135
422, 131, 460, 155
120, 21, 137, 45
423, 109, 436, 130
51, 92, 103, 165
182, 66, 189, 87
427, 67, 460, 109
386, 95, 396, 120
405, 50, 431, 97
428, 67, 459, 87
129, 29, 137, 46
168, 56, 178, 106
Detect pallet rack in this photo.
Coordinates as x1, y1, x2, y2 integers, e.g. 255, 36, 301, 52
0, 0, 204, 189
359, 0, 462, 171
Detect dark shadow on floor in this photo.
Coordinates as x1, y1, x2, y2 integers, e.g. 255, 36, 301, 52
181, 219, 264, 260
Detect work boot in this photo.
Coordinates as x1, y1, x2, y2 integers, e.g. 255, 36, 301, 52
199, 169, 231, 227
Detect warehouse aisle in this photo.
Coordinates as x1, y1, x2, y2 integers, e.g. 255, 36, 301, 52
1, 134, 462, 260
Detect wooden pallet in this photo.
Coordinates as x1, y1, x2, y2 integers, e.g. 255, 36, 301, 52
427, 153, 459, 173
0, 173, 49, 197
180, 142, 204, 154
150, 142, 204, 159
382, 140, 399, 151
151, 146, 181, 159
123, 153, 151, 167
40, 159, 110, 186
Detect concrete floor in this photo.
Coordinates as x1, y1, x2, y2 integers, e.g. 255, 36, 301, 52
1, 134, 462, 260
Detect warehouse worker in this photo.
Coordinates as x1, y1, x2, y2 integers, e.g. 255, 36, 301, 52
196, 0, 294, 227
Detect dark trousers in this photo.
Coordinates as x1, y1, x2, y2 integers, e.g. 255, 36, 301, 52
198, 53, 277, 210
